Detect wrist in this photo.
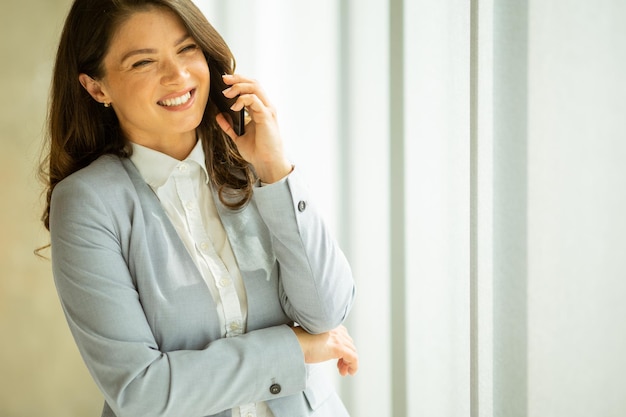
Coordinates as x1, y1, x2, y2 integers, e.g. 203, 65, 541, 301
257, 161, 293, 184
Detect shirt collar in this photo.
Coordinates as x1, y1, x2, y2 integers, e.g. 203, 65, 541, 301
129, 139, 210, 189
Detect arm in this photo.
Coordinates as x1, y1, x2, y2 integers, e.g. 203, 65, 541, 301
50, 175, 306, 417
253, 172, 358, 376
217, 74, 356, 334
217, 74, 358, 375
253, 170, 356, 334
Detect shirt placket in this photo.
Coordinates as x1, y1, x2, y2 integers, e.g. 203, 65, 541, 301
239, 403, 258, 417
173, 162, 244, 338
174, 162, 259, 417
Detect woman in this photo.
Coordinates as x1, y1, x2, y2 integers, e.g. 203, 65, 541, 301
41, 1, 358, 416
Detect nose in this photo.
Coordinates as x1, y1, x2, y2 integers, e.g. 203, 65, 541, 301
160, 58, 188, 85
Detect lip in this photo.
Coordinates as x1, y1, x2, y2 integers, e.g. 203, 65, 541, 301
157, 88, 196, 111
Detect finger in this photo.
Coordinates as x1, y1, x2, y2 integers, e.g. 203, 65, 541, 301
228, 91, 274, 117
221, 73, 246, 85
224, 84, 272, 108
332, 331, 359, 375
222, 81, 264, 98
337, 356, 359, 376
334, 342, 358, 372
215, 113, 238, 140
337, 359, 348, 376
222, 74, 260, 89
230, 94, 275, 124
222, 74, 272, 107
345, 353, 359, 375
338, 358, 353, 376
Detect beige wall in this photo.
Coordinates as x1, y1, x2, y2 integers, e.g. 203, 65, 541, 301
0, 1, 102, 415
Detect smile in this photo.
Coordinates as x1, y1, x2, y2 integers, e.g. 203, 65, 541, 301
158, 90, 194, 107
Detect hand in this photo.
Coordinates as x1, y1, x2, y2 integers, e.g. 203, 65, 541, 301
215, 74, 292, 184
291, 325, 359, 376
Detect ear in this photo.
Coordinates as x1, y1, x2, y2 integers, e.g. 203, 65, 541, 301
78, 74, 111, 106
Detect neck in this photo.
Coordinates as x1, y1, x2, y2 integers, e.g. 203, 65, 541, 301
129, 131, 197, 161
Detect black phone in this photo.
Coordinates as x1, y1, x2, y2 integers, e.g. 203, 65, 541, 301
209, 66, 245, 136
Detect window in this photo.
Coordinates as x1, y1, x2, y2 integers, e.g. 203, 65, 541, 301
199, 2, 626, 416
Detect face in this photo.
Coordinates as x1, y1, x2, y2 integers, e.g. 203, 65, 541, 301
81, 7, 210, 156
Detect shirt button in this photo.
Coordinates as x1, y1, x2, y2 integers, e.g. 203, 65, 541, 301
297, 200, 307, 212
184, 201, 194, 211
269, 383, 281, 395
178, 163, 188, 172
218, 278, 231, 288
229, 321, 241, 332
199, 242, 209, 251
246, 414, 254, 417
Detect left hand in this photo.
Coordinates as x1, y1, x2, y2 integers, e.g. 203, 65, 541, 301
215, 74, 292, 184
291, 325, 359, 376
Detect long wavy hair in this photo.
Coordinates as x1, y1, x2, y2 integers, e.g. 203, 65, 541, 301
40, 0, 253, 231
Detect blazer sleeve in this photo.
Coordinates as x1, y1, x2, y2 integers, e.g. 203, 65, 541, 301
252, 169, 356, 334
50, 174, 307, 417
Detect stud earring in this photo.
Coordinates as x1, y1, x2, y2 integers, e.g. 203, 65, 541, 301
103, 102, 111, 108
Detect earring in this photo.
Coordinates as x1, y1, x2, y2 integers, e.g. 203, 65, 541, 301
103, 102, 111, 108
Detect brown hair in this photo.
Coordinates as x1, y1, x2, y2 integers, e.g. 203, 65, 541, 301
40, 0, 253, 231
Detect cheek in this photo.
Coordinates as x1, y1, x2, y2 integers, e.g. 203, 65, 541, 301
105, 76, 146, 105
194, 61, 211, 101
196, 62, 210, 87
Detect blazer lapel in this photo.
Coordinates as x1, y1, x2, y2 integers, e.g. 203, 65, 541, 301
120, 157, 202, 278
212, 192, 276, 280
213, 191, 287, 332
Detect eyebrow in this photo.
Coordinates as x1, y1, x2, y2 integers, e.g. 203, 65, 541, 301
120, 34, 193, 63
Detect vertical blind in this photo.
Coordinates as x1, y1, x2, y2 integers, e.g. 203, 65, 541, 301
199, 1, 626, 416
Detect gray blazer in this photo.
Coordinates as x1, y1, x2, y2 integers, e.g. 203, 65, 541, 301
50, 155, 355, 417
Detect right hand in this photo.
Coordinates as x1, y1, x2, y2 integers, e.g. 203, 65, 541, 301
291, 325, 359, 376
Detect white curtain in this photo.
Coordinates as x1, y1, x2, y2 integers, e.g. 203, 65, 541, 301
197, 1, 626, 416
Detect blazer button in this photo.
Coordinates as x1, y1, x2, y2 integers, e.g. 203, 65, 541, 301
297, 200, 307, 212
269, 383, 282, 395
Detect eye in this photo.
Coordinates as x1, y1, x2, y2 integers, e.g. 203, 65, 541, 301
179, 44, 198, 53
132, 60, 153, 68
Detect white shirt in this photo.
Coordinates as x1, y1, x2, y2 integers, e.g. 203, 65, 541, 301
130, 140, 274, 417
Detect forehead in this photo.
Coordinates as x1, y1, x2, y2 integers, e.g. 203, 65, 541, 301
107, 7, 188, 57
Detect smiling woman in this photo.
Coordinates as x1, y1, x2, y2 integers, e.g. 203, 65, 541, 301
78, 9, 211, 159
43, 0, 255, 217
39, 1, 358, 417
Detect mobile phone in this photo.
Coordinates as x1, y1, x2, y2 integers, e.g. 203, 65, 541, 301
209, 65, 245, 136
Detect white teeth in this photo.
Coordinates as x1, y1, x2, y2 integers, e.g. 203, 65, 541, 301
159, 91, 191, 107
